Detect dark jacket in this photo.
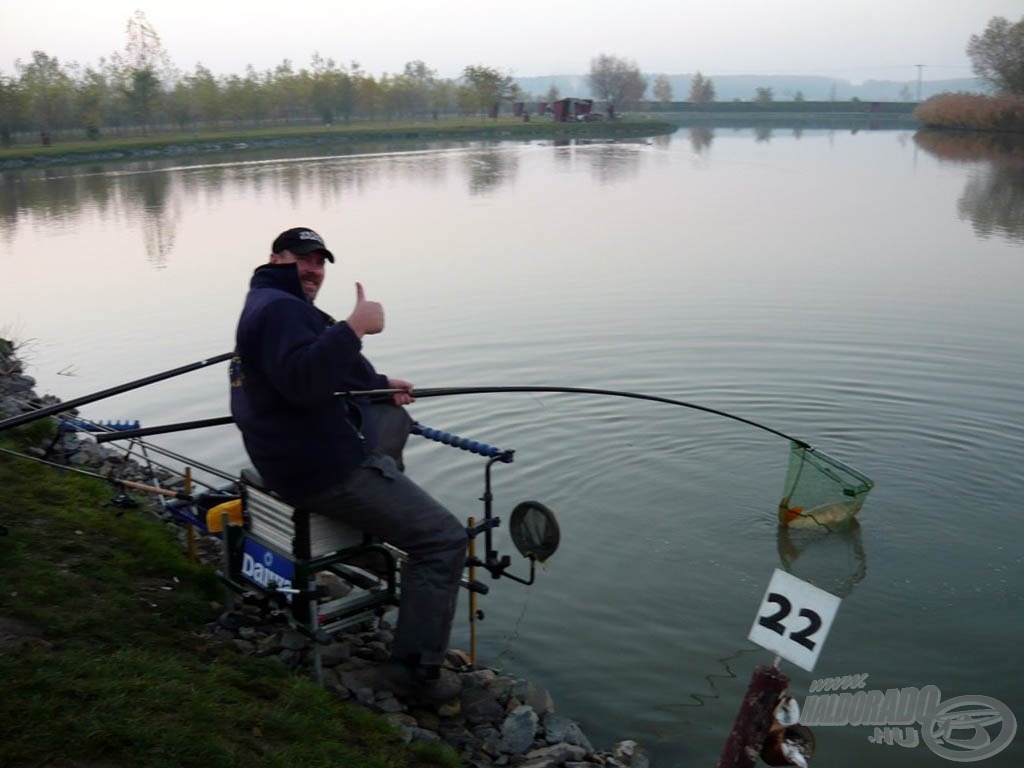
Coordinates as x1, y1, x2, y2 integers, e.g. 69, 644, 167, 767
229, 263, 388, 502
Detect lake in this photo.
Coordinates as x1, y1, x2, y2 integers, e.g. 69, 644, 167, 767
2, 124, 1021, 767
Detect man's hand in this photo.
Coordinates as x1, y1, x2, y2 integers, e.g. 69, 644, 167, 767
388, 378, 415, 406
346, 282, 384, 338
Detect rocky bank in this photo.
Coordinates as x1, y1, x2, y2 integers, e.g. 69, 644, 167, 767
0, 338, 651, 768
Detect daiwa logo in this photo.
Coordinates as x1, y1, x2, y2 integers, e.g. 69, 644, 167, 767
241, 539, 294, 600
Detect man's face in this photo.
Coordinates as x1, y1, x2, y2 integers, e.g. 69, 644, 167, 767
270, 249, 326, 301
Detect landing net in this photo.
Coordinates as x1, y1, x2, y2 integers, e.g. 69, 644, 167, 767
778, 443, 874, 529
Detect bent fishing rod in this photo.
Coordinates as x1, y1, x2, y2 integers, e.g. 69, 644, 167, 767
94, 385, 810, 448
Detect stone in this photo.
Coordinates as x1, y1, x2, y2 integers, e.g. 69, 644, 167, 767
407, 727, 441, 744
542, 713, 593, 751
498, 704, 538, 755
278, 630, 308, 651
611, 739, 650, 768
461, 685, 506, 726
525, 742, 589, 764
513, 679, 555, 715
374, 695, 406, 714
317, 642, 351, 667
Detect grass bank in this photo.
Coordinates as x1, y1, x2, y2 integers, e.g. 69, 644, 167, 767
0, 117, 676, 170
0, 421, 459, 768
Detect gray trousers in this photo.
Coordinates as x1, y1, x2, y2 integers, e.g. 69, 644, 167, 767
300, 405, 467, 668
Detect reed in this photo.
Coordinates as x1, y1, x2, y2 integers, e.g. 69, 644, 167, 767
914, 92, 1024, 132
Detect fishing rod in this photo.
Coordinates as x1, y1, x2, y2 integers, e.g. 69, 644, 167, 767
0, 444, 195, 502
3, 392, 236, 488
95, 385, 811, 448
366, 386, 812, 448
0, 351, 234, 434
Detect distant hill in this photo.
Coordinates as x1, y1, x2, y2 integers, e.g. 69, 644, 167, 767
515, 74, 989, 103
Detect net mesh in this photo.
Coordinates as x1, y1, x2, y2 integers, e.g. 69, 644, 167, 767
778, 443, 874, 528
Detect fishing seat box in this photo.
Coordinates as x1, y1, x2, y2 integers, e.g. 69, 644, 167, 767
239, 467, 368, 559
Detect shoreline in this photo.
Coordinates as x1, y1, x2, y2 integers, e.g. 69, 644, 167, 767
0, 338, 654, 768
0, 119, 675, 171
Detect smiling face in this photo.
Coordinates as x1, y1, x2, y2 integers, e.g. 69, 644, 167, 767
270, 248, 327, 301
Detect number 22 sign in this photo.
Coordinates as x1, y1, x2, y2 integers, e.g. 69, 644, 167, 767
748, 569, 842, 671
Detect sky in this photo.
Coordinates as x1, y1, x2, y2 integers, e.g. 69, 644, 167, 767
1, 1, 1021, 84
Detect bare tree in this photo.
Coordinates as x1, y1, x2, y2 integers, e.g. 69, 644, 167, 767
652, 74, 673, 103
689, 71, 715, 104
588, 54, 648, 106
967, 16, 1024, 95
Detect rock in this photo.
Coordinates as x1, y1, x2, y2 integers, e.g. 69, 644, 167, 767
408, 726, 441, 744
543, 713, 594, 751
317, 642, 351, 667
612, 739, 650, 768
461, 685, 506, 726
513, 679, 555, 715
498, 704, 538, 755
278, 630, 308, 651
526, 742, 589, 764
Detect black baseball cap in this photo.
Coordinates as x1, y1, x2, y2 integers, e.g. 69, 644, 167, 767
271, 227, 334, 263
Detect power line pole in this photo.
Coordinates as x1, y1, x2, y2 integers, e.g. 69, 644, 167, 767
915, 64, 924, 101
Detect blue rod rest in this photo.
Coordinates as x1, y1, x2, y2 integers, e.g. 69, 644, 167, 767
411, 423, 514, 463
58, 418, 141, 434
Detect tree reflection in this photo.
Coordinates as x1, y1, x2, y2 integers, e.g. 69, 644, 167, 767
462, 146, 518, 195
586, 144, 642, 184
914, 130, 1024, 244
688, 125, 713, 154
122, 171, 178, 267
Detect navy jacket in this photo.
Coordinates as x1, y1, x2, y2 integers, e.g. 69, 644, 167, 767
230, 263, 388, 502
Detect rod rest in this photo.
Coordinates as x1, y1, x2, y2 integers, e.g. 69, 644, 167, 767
411, 422, 514, 462
58, 417, 141, 433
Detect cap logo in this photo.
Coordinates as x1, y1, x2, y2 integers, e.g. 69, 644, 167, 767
297, 230, 324, 245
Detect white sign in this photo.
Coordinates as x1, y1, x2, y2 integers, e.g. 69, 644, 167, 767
748, 569, 841, 671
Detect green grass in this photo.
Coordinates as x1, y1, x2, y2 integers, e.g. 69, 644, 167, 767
0, 116, 676, 167
0, 426, 461, 768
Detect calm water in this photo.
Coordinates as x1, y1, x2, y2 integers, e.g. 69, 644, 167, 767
2, 126, 1022, 767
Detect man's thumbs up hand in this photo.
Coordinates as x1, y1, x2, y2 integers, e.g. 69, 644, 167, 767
346, 282, 385, 338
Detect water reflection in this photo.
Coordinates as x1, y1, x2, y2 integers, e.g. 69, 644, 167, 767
549, 140, 647, 183
777, 519, 867, 599
462, 146, 518, 195
688, 126, 714, 154
914, 130, 1024, 244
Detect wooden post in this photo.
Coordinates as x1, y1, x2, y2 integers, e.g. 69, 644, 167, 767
716, 665, 790, 768
184, 467, 196, 564
467, 516, 478, 666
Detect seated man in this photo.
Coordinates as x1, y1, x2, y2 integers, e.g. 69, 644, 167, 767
229, 226, 466, 690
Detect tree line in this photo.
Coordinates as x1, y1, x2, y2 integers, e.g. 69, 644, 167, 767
5, 12, 1018, 145
0, 12, 667, 145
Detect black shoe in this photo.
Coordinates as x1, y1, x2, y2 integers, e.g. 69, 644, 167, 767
410, 665, 462, 705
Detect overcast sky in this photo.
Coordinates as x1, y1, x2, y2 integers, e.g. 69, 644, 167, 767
2, 1, 1020, 83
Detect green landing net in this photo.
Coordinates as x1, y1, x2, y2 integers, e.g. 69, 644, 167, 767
778, 443, 874, 528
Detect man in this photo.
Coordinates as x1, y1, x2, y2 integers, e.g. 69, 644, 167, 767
230, 226, 466, 693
